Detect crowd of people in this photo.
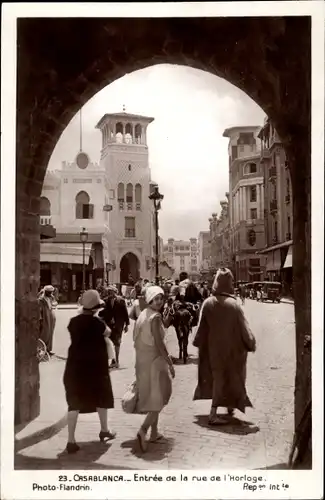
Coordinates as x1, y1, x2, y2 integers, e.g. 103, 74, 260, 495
48, 269, 256, 455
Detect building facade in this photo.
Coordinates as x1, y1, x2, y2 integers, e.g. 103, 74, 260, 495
197, 231, 211, 272
258, 118, 293, 294
40, 155, 111, 301
223, 126, 266, 281
163, 238, 199, 279
96, 111, 156, 284
209, 194, 232, 272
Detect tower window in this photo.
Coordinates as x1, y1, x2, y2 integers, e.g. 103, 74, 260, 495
126, 183, 133, 203
117, 183, 125, 202
125, 217, 136, 238
128, 164, 132, 171
75, 191, 94, 219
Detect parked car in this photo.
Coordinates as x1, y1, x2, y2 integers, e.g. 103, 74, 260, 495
260, 281, 282, 303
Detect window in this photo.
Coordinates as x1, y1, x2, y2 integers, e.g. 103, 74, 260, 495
249, 163, 257, 173
75, 191, 94, 219
168, 246, 173, 253
239, 145, 245, 153
135, 183, 142, 210
250, 208, 257, 220
180, 246, 184, 251
180, 266, 185, 271
125, 217, 136, 238
250, 185, 257, 202
115, 122, 123, 143
274, 221, 278, 241
117, 183, 125, 201
287, 216, 291, 232
134, 124, 142, 144
126, 183, 133, 203
247, 229, 256, 246
191, 259, 197, 264
40, 197, 51, 215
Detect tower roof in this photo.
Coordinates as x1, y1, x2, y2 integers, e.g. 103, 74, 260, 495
95, 112, 154, 129
222, 125, 261, 138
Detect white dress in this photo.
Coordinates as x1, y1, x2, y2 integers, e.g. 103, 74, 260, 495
134, 308, 172, 413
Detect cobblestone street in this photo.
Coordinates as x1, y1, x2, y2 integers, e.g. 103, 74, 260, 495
15, 300, 295, 470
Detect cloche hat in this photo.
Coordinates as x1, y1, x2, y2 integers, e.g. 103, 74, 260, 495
81, 289, 105, 311
145, 285, 164, 304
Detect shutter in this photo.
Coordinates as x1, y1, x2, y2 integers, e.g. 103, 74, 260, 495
76, 202, 82, 219
89, 204, 94, 219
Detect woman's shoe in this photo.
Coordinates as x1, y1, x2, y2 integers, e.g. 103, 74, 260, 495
66, 442, 80, 454
149, 433, 164, 443
208, 416, 228, 426
227, 407, 235, 417
137, 430, 148, 452
99, 430, 116, 442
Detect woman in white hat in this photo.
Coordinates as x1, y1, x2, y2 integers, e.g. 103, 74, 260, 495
133, 286, 175, 452
63, 290, 116, 454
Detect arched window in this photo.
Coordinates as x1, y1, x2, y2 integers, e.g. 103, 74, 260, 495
115, 122, 123, 143
135, 183, 142, 210
247, 229, 256, 247
125, 123, 132, 144
40, 196, 51, 215
126, 183, 133, 203
134, 124, 142, 144
117, 183, 125, 201
249, 162, 257, 174
75, 191, 93, 219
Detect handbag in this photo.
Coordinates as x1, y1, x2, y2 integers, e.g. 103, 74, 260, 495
121, 381, 138, 414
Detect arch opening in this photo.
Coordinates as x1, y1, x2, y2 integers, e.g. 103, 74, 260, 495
120, 252, 140, 283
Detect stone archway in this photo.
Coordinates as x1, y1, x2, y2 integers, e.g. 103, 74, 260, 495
119, 252, 141, 284
15, 16, 311, 450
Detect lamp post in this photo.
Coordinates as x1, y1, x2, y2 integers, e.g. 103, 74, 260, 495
80, 227, 88, 292
149, 185, 164, 285
105, 262, 112, 286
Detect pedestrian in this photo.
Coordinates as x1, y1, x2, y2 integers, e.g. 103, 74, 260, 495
170, 279, 180, 298
63, 290, 116, 454
202, 282, 210, 300
129, 287, 147, 323
99, 286, 129, 368
133, 286, 175, 452
38, 285, 57, 356
193, 268, 256, 425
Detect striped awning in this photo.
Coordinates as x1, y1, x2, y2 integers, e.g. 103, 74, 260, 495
40, 242, 92, 265
283, 245, 293, 269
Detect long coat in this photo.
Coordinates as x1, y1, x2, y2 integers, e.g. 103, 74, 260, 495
193, 294, 256, 412
38, 296, 56, 352
63, 313, 114, 413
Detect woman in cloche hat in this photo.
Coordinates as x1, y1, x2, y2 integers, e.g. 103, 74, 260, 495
133, 286, 175, 452
63, 290, 116, 454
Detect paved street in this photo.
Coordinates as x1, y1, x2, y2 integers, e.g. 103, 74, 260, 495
15, 300, 295, 470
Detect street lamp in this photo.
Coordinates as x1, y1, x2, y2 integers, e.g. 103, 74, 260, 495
80, 227, 88, 292
149, 185, 164, 285
105, 262, 112, 286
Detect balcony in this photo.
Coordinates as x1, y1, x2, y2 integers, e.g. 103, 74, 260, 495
269, 166, 277, 180
286, 232, 292, 241
40, 215, 51, 226
118, 200, 124, 210
270, 199, 278, 213
285, 193, 291, 204
127, 202, 133, 211
135, 202, 141, 211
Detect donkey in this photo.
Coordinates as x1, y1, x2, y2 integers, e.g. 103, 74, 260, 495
164, 299, 194, 364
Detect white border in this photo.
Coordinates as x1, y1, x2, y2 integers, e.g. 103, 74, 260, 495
1, 2, 324, 500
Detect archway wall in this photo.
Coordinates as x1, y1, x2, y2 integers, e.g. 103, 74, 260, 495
16, 17, 310, 425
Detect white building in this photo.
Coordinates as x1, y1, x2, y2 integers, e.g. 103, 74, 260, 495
40, 154, 111, 301
95, 111, 156, 284
163, 238, 199, 279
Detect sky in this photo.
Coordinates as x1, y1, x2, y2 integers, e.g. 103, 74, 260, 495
48, 64, 265, 240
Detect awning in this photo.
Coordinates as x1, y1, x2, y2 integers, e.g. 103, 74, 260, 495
40, 242, 92, 265
283, 245, 293, 269
266, 249, 282, 272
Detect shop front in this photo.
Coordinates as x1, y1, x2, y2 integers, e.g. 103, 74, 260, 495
40, 238, 105, 303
